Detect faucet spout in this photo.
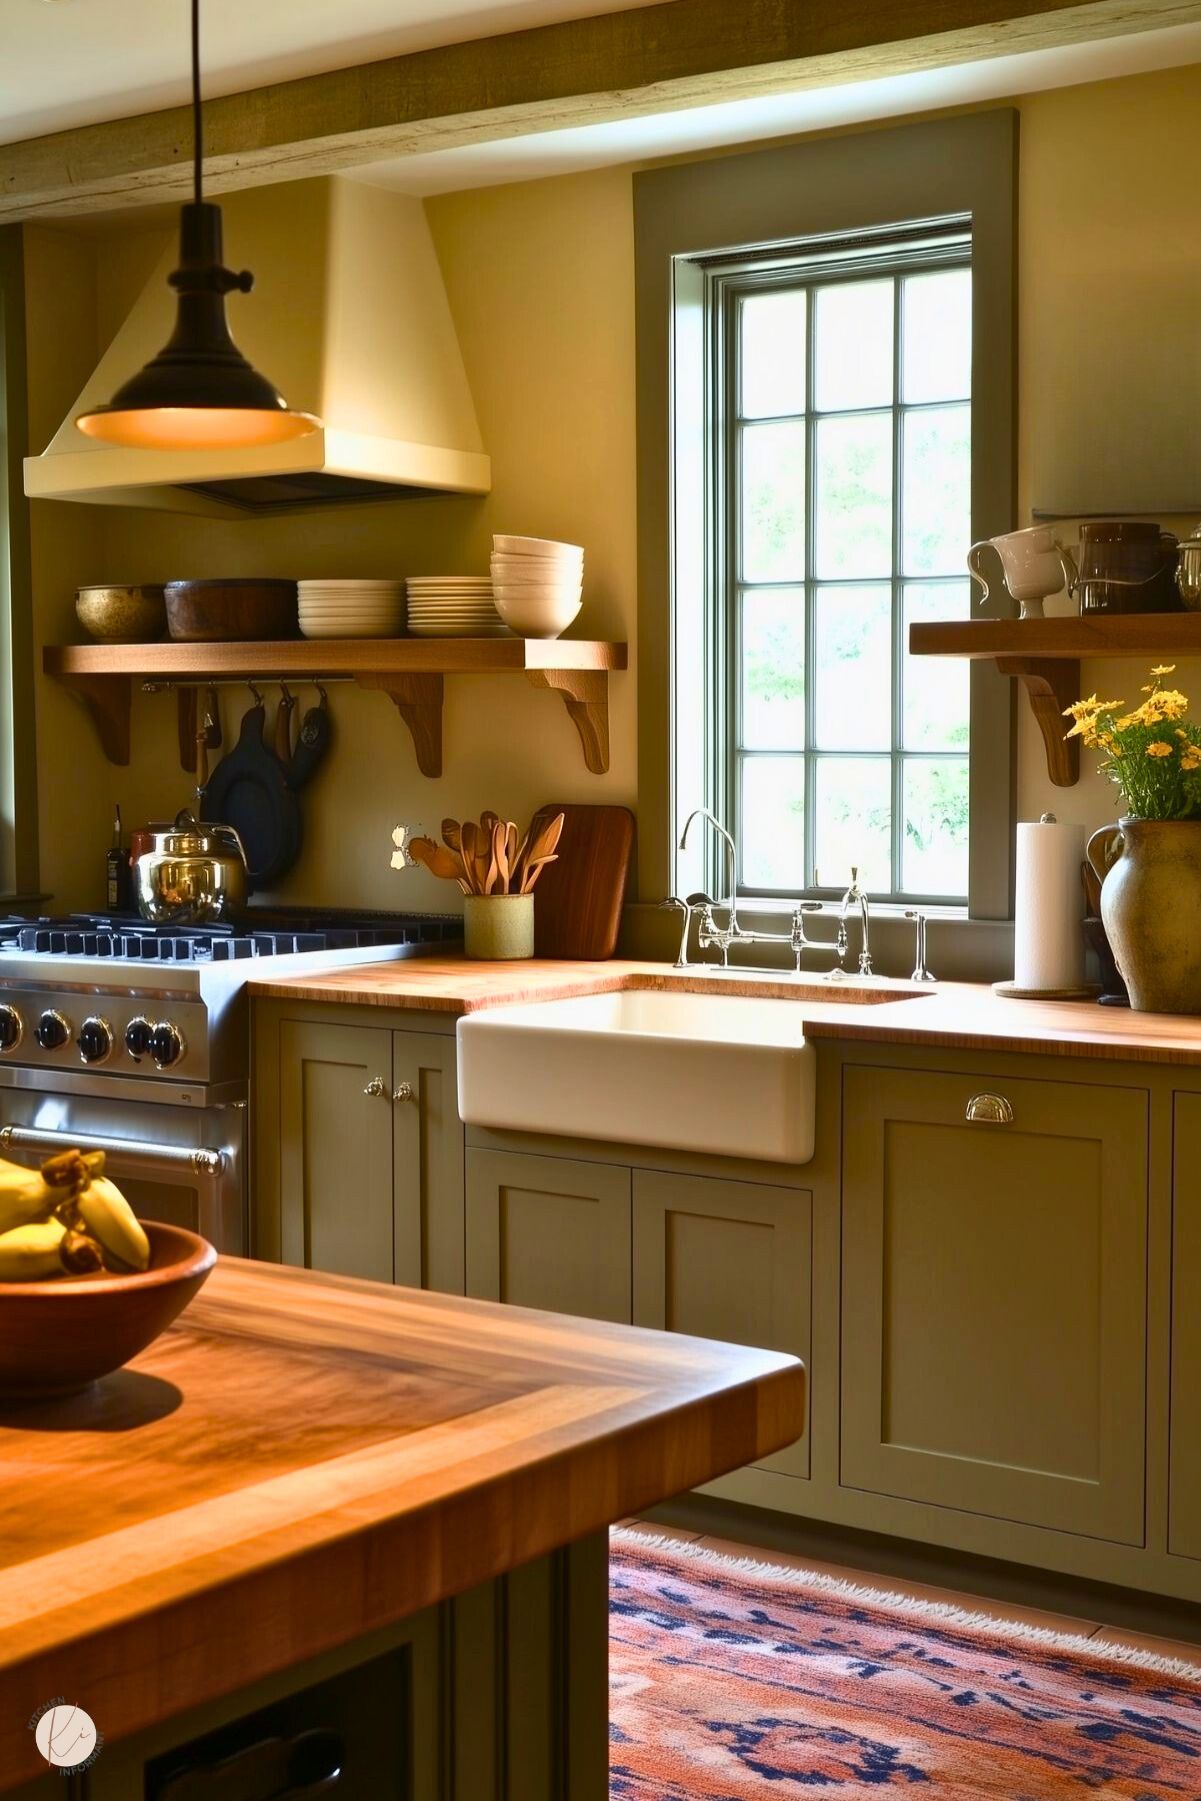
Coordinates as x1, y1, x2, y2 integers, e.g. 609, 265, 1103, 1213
839, 866, 873, 977
679, 807, 740, 937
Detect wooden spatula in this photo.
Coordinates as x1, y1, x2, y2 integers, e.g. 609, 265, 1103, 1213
408, 835, 471, 894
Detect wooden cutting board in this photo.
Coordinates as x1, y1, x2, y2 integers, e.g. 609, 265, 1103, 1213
528, 802, 635, 959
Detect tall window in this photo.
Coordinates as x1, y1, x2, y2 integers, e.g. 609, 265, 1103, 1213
718, 226, 972, 903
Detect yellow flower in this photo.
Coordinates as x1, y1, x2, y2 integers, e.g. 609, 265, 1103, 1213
1184, 754, 1201, 772
1146, 741, 1174, 758
1152, 664, 1177, 677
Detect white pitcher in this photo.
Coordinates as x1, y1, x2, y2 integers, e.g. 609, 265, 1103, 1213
967, 525, 1077, 619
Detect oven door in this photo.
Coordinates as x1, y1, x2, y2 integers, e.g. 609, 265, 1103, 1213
0, 1070, 246, 1253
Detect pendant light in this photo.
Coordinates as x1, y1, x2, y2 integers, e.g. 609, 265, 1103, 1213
76, 0, 319, 450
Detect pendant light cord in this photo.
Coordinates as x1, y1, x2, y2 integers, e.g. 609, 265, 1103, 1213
191, 0, 203, 207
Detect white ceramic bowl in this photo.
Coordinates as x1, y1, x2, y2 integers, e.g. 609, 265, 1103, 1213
490, 549, 582, 570
491, 585, 583, 638
488, 577, 582, 600
492, 534, 584, 559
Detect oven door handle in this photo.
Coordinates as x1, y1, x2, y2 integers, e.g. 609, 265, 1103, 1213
0, 1123, 225, 1183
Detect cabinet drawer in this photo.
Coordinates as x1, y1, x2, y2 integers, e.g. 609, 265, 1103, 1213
841, 1066, 1148, 1544
465, 1150, 632, 1322
633, 1170, 810, 1478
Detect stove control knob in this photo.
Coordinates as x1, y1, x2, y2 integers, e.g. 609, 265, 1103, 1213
78, 1016, 113, 1066
0, 1005, 23, 1053
150, 1022, 185, 1070
124, 1016, 154, 1061
35, 1010, 71, 1052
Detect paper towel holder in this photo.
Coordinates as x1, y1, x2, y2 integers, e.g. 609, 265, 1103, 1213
992, 811, 1101, 1002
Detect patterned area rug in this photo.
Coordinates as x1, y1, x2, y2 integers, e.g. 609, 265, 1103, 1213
609, 1530, 1201, 1800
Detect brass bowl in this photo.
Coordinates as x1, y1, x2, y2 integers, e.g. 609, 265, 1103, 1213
0, 1222, 216, 1399
76, 584, 167, 643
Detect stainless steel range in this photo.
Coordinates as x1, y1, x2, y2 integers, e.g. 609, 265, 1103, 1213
0, 910, 461, 1254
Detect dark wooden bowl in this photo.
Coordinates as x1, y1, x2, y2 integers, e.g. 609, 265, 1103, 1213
0, 1222, 216, 1400
165, 579, 298, 642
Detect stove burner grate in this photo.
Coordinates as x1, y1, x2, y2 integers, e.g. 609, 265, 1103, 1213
0, 911, 463, 963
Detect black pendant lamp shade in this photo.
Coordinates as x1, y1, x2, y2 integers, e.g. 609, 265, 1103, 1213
76, 4, 318, 451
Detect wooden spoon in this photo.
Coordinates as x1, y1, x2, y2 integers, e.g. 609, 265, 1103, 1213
494, 821, 512, 894
521, 853, 559, 894
460, 821, 485, 895
519, 812, 564, 884
408, 835, 471, 894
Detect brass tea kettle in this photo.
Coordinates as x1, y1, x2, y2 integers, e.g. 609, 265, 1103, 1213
132, 809, 248, 925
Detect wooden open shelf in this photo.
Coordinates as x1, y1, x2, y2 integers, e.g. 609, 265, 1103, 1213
43, 638, 629, 778
909, 614, 1201, 786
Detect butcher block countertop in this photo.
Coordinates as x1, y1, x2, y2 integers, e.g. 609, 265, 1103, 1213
0, 1258, 803, 1791
250, 956, 1201, 1067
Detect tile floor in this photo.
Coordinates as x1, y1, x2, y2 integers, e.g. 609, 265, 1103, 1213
615, 1519, 1201, 1666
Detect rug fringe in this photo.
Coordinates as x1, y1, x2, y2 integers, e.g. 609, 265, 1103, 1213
610, 1528, 1201, 1683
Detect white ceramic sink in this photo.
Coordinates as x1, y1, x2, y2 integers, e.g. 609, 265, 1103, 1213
457, 987, 819, 1164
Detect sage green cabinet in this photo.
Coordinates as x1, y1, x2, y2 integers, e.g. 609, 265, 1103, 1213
1171, 1092, 1201, 1560
465, 1150, 632, 1322
841, 1066, 1148, 1545
632, 1170, 811, 1478
258, 1008, 464, 1292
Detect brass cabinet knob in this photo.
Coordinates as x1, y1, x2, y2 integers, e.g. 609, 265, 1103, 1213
392, 1082, 415, 1104
363, 1076, 387, 1098
964, 1092, 1014, 1125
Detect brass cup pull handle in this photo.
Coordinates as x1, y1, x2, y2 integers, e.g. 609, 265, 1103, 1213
965, 1092, 1014, 1125
363, 1076, 387, 1098
392, 1082, 415, 1104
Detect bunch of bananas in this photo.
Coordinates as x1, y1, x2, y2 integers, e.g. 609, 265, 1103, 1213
0, 1149, 150, 1281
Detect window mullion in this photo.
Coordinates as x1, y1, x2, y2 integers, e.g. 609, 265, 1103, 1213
891, 272, 905, 900
803, 287, 817, 895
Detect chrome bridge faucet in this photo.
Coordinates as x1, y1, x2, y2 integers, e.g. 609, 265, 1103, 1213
839, 866, 873, 977
662, 807, 853, 975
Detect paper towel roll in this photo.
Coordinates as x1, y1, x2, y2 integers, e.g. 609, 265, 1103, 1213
1013, 815, 1087, 991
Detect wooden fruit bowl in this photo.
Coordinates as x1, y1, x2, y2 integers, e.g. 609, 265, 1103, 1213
0, 1222, 216, 1400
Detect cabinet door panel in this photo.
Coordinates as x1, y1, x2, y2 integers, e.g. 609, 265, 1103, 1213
633, 1170, 810, 1477
1171, 1092, 1201, 1559
842, 1066, 1147, 1544
466, 1150, 631, 1322
279, 1021, 394, 1282
392, 1030, 464, 1295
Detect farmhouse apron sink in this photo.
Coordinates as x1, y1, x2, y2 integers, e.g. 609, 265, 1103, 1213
457, 987, 823, 1163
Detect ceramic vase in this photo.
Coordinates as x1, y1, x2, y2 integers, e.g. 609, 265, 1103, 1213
1087, 817, 1201, 1013
463, 894, 535, 961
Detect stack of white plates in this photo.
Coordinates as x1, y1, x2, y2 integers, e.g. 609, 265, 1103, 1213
405, 576, 510, 639
489, 536, 584, 639
298, 579, 406, 640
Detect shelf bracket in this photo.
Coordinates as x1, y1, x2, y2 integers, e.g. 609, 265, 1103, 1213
356, 672, 444, 777
997, 657, 1081, 787
526, 668, 611, 774
56, 674, 132, 766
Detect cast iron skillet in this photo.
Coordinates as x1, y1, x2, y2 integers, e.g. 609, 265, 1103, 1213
200, 704, 301, 892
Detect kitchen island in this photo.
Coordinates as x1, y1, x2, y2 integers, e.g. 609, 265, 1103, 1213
0, 1258, 804, 1798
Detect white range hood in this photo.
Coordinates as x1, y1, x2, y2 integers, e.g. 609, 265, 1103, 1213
24, 177, 490, 516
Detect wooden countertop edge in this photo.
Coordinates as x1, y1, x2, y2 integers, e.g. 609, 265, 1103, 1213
0, 1359, 803, 1790
248, 961, 1201, 1066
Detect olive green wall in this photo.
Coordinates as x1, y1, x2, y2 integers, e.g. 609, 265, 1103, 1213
20, 60, 1201, 922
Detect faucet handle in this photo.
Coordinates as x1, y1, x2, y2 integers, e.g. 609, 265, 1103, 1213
660, 895, 693, 969
903, 908, 937, 984
795, 900, 823, 914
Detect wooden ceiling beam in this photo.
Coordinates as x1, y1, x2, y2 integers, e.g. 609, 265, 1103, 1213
2, 0, 1198, 221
